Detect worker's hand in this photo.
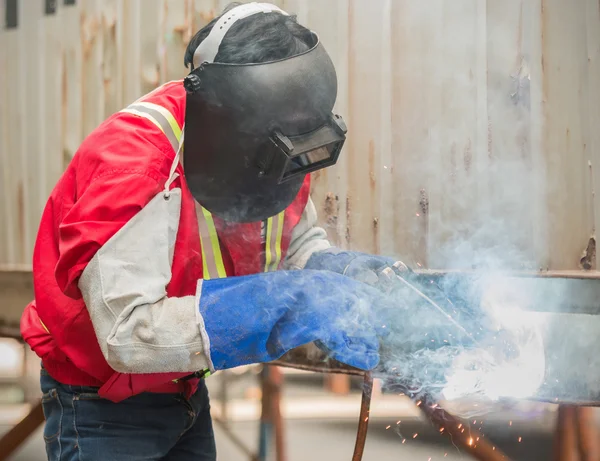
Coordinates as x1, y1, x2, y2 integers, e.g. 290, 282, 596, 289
198, 270, 392, 372
304, 248, 410, 292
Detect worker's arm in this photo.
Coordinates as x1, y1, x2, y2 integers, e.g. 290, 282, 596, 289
69, 176, 388, 375
284, 196, 409, 288
76, 186, 214, 375
283, 197, 332, 270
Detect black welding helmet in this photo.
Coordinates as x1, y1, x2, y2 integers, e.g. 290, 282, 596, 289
182, 2, 347, 223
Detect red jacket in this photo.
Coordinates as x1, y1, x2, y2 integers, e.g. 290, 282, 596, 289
20, 80, 310, 402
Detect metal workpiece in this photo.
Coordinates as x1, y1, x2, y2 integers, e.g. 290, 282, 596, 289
407, 270, 600, 405
527, 312, 600, 405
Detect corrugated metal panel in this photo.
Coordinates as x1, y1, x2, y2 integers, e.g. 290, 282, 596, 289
0, 0, 599, 273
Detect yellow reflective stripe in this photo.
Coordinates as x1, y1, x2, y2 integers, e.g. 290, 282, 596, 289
264, 218, 274, 272
275, 211, 285, 267
120, 108, 165, 134
123, 104, 180, 154
264, 211, 285, 272
134, 101, 182, 142
201, 207, 227, 279
199, 230, 213, 281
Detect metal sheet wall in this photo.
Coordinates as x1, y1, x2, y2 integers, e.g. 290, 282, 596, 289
1, 0, 599, 273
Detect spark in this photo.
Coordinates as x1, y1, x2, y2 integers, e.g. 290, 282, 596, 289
461, 428, 465, 433
518, 437, 522, 442
439, 427, 445, 433
416, 213, 420, 217
458, 424, 462, 429
476, 437, 480, 442
473, 420, 477, 424
444, 454, 448, 457
509, 421, 512, 426
386, 425, 391, 430
364, 417, 369, 422
493, 447, 496, 450
416, 401, 422, 407
396, 420, 401, 425
402, 439, 406, 444
413, 433, 418, 439
468, 437, 474, 446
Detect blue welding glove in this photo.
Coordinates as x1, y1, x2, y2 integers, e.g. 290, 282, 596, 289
199, 270, 391, 372
305, 248, 410, 291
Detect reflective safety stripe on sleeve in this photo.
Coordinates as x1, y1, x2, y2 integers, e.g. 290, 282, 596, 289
120, 104, 181, 152
132, 101, 182, 143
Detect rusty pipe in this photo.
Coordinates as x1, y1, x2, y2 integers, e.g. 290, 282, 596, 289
351, 373, 373, 461
417, 396, 510, 461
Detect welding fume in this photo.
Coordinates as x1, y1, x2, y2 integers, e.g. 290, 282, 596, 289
17, 2, 556, 461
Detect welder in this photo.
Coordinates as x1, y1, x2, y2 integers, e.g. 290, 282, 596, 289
20, 3, 412, 460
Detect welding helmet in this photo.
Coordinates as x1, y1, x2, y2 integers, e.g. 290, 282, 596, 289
182, 2, 347, 223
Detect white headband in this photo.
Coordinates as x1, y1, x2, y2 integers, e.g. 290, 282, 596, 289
192, 2, 289, 68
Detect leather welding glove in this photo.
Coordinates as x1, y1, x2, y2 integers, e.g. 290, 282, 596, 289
199, 269, 391, 372
304, 248, 410, 292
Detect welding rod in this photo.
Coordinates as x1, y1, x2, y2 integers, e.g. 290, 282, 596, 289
382, 267, 479, 344
351, 373, 373, 461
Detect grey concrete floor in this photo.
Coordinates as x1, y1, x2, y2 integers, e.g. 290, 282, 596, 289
1, 418, 553, 461
1, 369, 557, 460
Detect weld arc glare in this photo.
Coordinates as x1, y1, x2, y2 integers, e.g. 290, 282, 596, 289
360, 270, 547, 418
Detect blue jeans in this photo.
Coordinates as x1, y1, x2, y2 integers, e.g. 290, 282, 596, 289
40, 368, 216, 461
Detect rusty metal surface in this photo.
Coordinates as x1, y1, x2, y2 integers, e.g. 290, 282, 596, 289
1, 1, 600, 274
416, 269, 600, 315
551, 406, 600, 461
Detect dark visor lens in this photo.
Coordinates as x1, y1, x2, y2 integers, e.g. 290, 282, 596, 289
283, 143, 340, 178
